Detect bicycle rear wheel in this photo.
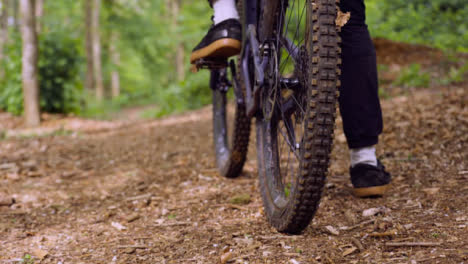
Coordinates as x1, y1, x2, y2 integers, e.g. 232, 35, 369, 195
211, 68, 251, 178
256, 0, 340, 233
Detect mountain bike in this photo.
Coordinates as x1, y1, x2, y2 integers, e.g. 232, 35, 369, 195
206, 0, 341, 234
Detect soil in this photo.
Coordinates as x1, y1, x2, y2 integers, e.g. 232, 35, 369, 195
0, 41, 467, 263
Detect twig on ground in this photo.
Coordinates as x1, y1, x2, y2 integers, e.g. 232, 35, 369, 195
125, 193, 153, 201
257, 235, 291, 240
212, 204, 249, 211
117, 245, 148, 249
369, 229, 398, 237
233, 254, 255, 261
385, 242, 442, 247
152, 221, 191, 227
340, 219, 375, 231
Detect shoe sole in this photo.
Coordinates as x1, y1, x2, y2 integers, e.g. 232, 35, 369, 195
353, 184, 390, 198
190, 38, 241, 64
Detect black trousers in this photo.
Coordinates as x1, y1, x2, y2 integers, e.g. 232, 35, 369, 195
338, 0, 383, 149
206, 0, 383, 149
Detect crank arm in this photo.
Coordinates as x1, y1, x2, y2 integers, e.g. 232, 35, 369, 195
229, 60, 245, 105
241, 24, 268, 118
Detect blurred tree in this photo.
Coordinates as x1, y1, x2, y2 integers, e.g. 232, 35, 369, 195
105, 0, 120, 98
13, 0, 19, 30
92, 0, 104, 101
0, 0, 8, 74
20, 0, 40, 126
110, 31, 120, 98
35, 0, 43, 33
85, 0, 94, 92
170, 0, 184, 81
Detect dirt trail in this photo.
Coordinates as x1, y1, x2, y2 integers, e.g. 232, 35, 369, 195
0, 86, 467, 263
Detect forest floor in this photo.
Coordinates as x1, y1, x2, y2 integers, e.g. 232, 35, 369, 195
0, 40, 467, 263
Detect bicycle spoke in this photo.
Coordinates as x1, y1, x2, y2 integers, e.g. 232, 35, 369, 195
280, 0, 307, 73
280, 37, 300, 64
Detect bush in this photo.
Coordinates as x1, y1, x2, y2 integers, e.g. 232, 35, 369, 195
366, 0, 468, 52
152, 70, 211, 117
0, 34, 23, 115
0, 31, 82, 115
38, 32, 82, 113
394, 64, 431, 88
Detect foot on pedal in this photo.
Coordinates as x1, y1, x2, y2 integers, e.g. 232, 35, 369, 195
190, 19, 241, 72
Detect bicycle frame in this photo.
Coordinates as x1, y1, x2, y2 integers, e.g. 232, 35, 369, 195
237, 0, 301, 118
238, 0, 264, 117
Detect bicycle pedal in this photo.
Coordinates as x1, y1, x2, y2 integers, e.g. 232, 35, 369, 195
192, 57, 228, 71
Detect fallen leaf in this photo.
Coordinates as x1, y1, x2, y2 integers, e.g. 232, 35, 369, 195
0, 163, 17, 170
336, 11, 351, 28
111, 222, 127, 231
229, 194, 251, 205
342, 247, 357, 257
0, 196, 15, 206
422, 187, 440, 195
27, 171, 42, 177
324, 225, 340, 236
124, 247, 136, 254
362, 207, 390, 217
220, 251, 233, 264
32, 248, 48, 260
290, 259, 300, 264
350, 238, 364, 251
404, 224, 413, 229
126, 213, 140, 223
21, 160, 38, 170
337, 133, 346, 143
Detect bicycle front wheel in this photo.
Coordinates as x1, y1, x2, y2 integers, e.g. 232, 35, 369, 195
256, 0, 341, 234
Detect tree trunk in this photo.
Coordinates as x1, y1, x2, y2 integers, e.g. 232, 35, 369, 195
91, 0, 103, 100
34, 0, 43, 33
110, 32, 120, 98
171, 0, 185, 81
13, 0, 19, 30
92, 0, 103, 101
84, 0, 94, 92
0, 0, 9, 70
20, 0, 40, 126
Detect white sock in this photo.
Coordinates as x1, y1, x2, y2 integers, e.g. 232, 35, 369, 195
350, 146, 378, 168
212, 0, 240, 25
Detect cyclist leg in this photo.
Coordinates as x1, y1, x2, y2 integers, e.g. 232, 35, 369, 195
338, 0, 391, 197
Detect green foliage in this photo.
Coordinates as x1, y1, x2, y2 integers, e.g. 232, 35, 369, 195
0, 34, 23, 115
440, 61, 468, 85
0, 31, 83, 115
394, 64, 431, 88
80, 93, 131, 119
152, 71, 211, 117
103, 0, 212, 116
21, 254, 34, 264
38, 31, 83, 114
2, 0, 465, 118
366, 0, 468, 52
